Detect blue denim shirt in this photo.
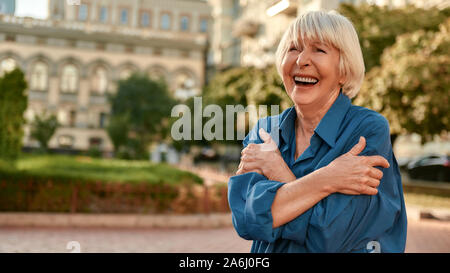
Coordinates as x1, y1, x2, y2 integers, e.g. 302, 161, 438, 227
228, 92, 407, 253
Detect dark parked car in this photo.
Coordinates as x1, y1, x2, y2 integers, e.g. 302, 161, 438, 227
406, 154, 450, 182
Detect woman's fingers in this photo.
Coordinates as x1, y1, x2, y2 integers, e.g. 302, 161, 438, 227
365, 155, 390, 169
237, 161, 260, 173
362, 186, 378, 195
370, 168, 384, 180
236, 167, 262, 175
348, 136, 366, 156
363, 176, 381, 188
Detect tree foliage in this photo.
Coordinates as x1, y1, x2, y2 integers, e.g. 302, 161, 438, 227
203, 65, 291, 110
198, 65, 292, 145
108, 73, 176, 159
339, 3, 450, 72
0, 68, 28, 161
30, 112, 59, 152
354, 18, 450, 142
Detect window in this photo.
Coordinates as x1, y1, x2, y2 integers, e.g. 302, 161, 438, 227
56, 109, 76, 127
89, 137, 103, 149
0, 58, 17, 76
119, 68, 134, 80
141, 12, 150, 27
120, 9, 128, 25
58, 135, 74, 148
78, 4, 88, 21
148, 67, 167, 83
174, 72, 196, 100
160, 13, 171, 30
57, 110, 68, 126
30, 61, 48, 91
200, 18, 208, 33
180, 15, 190, 32
69, 110, 76, 127
99, 113, 107, 128
99, 6, 108, 23
91, 66, 108, 94
60, 64, 78, 93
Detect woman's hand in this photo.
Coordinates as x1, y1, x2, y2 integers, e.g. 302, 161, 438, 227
236, 128, 296, 183
322, 136, 390, 195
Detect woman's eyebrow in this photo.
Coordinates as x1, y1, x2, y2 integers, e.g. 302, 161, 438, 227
311, 41, 329, 48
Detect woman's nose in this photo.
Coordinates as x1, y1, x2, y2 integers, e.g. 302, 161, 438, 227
296, 50, 311, 67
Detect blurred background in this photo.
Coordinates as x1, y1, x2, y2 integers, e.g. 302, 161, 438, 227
0, 0, 449, 253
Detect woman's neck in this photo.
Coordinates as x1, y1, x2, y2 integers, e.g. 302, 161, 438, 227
295, 89, 340, 137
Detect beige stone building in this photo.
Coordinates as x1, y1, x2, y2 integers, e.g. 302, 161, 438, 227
235, 0, 450, 68
0, 0, 211, 154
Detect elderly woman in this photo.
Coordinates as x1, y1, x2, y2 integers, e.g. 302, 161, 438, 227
228, 10, 407, 253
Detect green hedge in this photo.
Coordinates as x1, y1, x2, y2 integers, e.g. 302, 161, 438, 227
0, 155, 210, 213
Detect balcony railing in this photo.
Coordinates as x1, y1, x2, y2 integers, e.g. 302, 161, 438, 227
0, 14, 208, 46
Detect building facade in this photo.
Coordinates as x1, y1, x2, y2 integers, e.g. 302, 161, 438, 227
0, 0, 211, 154
235, 0, 449, 68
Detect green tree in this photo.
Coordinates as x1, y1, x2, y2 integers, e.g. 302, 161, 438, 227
0, 68, 28, 161
354, 18, 450, 142
108, 73, 176, 159
30, 112, 59, 153
203, 65, 291, 110
106, 113, 130, 155
199, 65, 292, 145
339, 3, 450, 72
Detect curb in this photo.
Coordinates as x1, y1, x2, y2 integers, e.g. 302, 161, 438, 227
1, 206, 448, 229
406, 206, 450, 222
0, 213, 234, 229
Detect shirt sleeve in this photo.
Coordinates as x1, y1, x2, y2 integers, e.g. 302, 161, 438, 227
228, 117, 286, 242
280, 114, 407, 252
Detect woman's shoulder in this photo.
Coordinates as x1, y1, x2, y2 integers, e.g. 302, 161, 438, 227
256, 106, 295, 133
347, 105, 390, 130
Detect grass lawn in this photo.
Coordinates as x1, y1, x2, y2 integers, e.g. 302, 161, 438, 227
10, 154, 202, 185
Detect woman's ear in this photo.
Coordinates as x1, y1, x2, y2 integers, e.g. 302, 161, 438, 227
338, 73, 346, 87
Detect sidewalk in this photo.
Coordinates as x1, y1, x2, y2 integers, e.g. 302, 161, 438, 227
0, 206, 448, 229
0, 219, 448, 252
0, 212, 233, 229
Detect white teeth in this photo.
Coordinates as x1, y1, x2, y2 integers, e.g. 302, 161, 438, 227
294, 76, 318, 83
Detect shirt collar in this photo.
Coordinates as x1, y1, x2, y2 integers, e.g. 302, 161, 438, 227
278, 92, 351, 148
314, 92, 351, 147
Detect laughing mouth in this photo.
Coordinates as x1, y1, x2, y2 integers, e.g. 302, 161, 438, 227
294, 76, 319, 86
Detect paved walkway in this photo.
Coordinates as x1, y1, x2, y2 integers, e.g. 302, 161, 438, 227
0, 219, 448, 253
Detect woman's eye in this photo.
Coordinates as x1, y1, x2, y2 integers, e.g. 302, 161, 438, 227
316, 48, 326, 53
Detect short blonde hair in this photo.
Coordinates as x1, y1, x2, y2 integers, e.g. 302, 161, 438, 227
275, 10, 365, 99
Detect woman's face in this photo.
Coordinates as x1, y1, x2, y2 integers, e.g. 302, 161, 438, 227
281, 38, 344, 108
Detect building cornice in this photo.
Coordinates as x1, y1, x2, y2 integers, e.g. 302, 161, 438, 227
0, 14, 208, 51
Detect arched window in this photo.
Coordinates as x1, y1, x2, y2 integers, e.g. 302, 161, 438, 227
200, 18, 208, 33
160, 13, 171, 30
91, 66, 108, 94
60, 64, 78, 93
180, 16, 190, 32
30, 61, 48, 91
120, 9, 128, 25
148, 67, 167, 83
0, 57, 17, 76
119, 67, 134, 80
141, 12, 150, 27
174, 72, 196, 100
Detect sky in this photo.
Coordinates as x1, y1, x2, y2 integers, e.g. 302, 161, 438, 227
15, 0, 49, 19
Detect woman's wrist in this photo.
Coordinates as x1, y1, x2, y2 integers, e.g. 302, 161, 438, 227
265, 154, 296, 183
314, 165, 338, 195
